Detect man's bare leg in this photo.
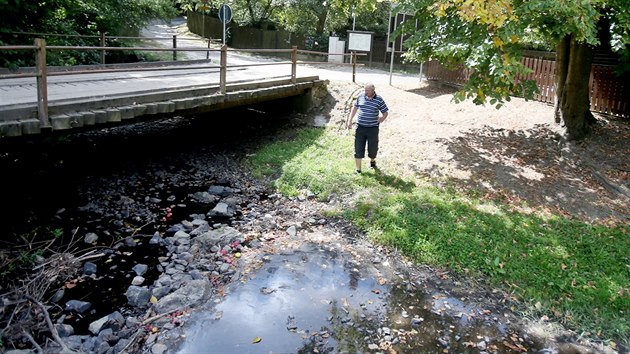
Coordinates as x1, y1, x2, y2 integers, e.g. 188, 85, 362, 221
355, 158, 362, 173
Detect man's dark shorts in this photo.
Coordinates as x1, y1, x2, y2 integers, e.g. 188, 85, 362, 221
354, 125, 379, 159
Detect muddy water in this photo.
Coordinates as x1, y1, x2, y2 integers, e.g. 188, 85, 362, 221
176, 240, 543, 353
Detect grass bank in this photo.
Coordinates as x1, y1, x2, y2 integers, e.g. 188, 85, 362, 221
245, 126, 630, 345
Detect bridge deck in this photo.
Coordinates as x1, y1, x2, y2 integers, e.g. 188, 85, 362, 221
0, 61, 325, 137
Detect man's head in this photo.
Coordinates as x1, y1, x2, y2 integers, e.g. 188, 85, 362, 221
364, 83, 375, 98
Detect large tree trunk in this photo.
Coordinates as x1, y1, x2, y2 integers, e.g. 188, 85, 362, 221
553, 35, 595, 140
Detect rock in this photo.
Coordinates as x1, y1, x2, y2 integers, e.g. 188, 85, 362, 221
287, 225, 297, 236
65, 300, 92, 314
208, 185, 232, 196
152, 343, 168, 354
88, 311, 126, 335
193, 226, 243, 251
149, 232, 163, 245
477, 340, 487, 351
97, 328, 118, 345
155, 279, 211, 314
152, 286, 171, 299
208, 202, 232, 217
131, 276, 145, 285
83, 262, 97, 275
133, 263, 148, 276
55, 323, 74, 337
84, 232, 99, 244
190, 191, 219, 204
123, 236, 137, 247
125, 285, 151, 308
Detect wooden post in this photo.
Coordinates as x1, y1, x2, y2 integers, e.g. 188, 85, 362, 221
220, 44, 227, 94
207, 39, 211, 60
34, 38, 50, 127
100, 32, 106, 64
352, 51, 356, 83
172, 35, 177, 61
291, 45, 297, 84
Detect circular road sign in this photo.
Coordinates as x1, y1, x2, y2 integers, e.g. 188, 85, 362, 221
218, 4, 232, 24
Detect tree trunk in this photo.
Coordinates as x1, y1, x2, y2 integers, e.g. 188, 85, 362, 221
553, 35, 594, 140
316, 9, 328, 35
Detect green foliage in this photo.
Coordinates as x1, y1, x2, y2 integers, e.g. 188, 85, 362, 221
393, 0, 630, 107
247, 125, 630, 344
274, 0, 384, 36
0, 0, 176, 67
350, 190, 629, 342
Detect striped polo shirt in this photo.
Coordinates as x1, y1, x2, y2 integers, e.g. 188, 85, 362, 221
355, 93, 388, 127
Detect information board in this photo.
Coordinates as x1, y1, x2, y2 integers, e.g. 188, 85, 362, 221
347, 31, 372, 52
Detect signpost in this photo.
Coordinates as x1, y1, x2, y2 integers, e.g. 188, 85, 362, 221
218, 4, 232, 45
347, 30, 374, 66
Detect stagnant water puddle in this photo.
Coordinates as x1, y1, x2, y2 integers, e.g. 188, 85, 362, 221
175, 241, 545, 353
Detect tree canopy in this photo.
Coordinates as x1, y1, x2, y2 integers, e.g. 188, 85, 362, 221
395, 0, 630, 139
0, 0, 176, 66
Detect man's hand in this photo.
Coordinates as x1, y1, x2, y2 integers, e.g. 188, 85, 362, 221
347, 120, 353, 129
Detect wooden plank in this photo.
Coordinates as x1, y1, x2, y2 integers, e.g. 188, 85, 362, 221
548, 60, 556, 102
541, 59, 551, 102
589, 67, 598, 112
547, 60, 556, 103
534, 58, 544, 102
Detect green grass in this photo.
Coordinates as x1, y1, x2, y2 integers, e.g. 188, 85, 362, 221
245, 126, 630, 345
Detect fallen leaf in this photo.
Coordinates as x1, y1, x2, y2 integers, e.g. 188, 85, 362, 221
150, 296, 158, 304
65, 281, 76, 289
252, 337, 262, 344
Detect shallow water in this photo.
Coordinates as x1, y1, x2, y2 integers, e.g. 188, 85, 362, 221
176, 241, 541, 353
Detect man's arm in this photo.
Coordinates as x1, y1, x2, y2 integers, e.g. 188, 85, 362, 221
378, 111, 388, 123
347, 106, 358, 129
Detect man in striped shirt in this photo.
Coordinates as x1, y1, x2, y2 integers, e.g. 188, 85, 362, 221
347, 83, 389, 174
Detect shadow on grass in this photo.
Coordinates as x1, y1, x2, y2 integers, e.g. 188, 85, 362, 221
366, 168, 415, 193
350, 189, 629, 345
435, 123, 630, 221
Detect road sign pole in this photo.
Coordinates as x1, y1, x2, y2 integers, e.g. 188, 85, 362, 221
223, 7, 226, 45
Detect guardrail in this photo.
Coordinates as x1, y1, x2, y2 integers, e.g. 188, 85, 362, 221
0, 39, 366, 128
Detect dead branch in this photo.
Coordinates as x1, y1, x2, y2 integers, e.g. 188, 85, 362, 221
25, 295, 78, 354
589, 165, 630, 198
131, 220, 155, 237
141, 307, 182, 325
22, 330, 43, 353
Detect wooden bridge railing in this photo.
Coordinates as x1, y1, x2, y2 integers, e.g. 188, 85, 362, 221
0, 39, 366, 128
